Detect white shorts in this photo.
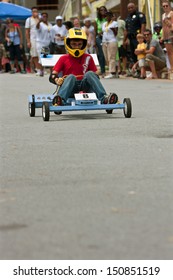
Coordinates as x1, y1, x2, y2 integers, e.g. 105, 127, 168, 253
138, 58, 145, 67
30, 40, 39, 57
36, 42, 47, 64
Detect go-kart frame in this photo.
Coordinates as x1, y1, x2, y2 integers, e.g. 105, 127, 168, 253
28, 54, 132, 121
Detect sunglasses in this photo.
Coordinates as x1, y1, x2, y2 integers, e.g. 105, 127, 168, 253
162, 5, 168, 8
144, 34, 150, 37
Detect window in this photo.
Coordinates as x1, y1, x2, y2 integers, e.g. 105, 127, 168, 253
36, 0, 59, 10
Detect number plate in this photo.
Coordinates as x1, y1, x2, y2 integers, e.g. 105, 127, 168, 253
74, 93, 97, 101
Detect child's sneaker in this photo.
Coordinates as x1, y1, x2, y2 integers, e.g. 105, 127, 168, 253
103, 93, 118, 104
52, 95, 63, 106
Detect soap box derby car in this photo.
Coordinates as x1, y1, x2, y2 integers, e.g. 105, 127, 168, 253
28, 51, 132, 122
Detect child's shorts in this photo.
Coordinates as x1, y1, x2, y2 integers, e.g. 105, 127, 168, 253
138, 58, 145, 67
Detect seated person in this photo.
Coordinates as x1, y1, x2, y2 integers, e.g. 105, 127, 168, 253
49, 27, 117, 105
135, 29, 166, 79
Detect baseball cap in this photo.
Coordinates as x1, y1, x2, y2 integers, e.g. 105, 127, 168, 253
56, 15, 63, 21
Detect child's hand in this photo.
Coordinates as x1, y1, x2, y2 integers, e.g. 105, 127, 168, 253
55, 77, 64, 86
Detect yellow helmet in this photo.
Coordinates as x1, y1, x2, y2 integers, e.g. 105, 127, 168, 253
65, 28, 87, 57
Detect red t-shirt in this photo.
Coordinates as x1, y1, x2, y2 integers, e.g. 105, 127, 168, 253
53, 53, 97, 80
14, 23, 20, 27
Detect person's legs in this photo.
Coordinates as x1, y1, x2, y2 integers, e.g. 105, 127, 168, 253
0, 45, 3, 71
165, 43, 173, 71
15, 45, 25, 72
80, 71, 107, 102
119, 45, 127, 73
58, 74, 78, 102
140, 66, 146, 78
129, 38, 138, 64
57, 72, 117, 105
146, 60, 158, 78
30, 40, 40, 70
138, 58, 146, 78
9, 45, 15, 73
102, 42, 108, 67
146, 54, 166, 78
108, 42, 117, 74
96, 36, 105, 75
36, 42, 44, 76
32, 57, 39, 70
122, 56, 127, 73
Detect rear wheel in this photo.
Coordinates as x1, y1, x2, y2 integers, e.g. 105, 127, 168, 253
42, 102, 50, 121
106, 110, 113, 114
54, 111, 62, 115
123, 98, 132, 118
28, 103, 35, 117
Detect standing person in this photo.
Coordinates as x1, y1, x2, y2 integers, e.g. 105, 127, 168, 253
123, 2, 146, 65
25, 7, 40, 74
36, 12, 52, 76
50, 16, 67, 54
114, 14, 128, 75
135, 33, 146, 79
5, 18, 26, 74
64, 21, 73, 31
94, 6, 107, 77
162, 0, 173, 74
82, 18, 96, 54
49, 28, 118, 106
102, 11, 118, 79
73, 17, 81, 28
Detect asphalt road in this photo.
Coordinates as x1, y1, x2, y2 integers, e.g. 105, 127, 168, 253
0, 73, 173, 260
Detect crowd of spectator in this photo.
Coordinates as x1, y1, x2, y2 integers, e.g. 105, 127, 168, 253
0, 1, 172, 79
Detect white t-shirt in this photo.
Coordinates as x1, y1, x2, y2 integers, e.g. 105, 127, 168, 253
36, 22, 52, 46
51, 24, 67, 45
102, 20, 118, 43
25, 16, 39, 40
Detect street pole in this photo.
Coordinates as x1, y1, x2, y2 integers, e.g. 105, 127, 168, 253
78, 0, 82, 19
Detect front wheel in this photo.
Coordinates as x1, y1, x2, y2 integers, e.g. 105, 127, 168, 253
42, 102, 50, 121
123, 98, 132, 118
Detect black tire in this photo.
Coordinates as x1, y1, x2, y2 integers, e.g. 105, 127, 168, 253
106, 110, 113, 114
123, 98, 132, 118
54, 111, 62, 115
28, 103, 35, 117
42, 102, 50, 121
